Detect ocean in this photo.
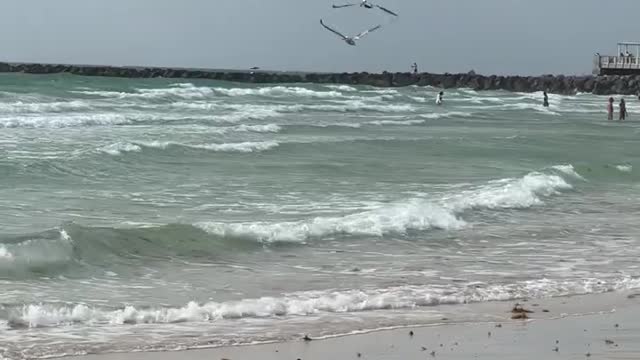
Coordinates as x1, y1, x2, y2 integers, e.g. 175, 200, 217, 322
0, 74, 638, 359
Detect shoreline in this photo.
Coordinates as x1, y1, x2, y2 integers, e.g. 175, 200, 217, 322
1, 61, 639, 95
66, 291, 640, 360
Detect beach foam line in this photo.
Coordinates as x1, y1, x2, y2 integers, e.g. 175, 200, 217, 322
7, 276, 640, 329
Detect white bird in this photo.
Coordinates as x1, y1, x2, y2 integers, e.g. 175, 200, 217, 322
332, 0, 398, 17
320, 19, 382, 46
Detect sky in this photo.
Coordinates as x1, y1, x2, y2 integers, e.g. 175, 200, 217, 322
0, 0, 638, 75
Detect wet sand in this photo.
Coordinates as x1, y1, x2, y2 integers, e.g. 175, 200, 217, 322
70, 291, 640, 360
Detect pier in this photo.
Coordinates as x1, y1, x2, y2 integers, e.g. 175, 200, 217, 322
594, 42, 640, 75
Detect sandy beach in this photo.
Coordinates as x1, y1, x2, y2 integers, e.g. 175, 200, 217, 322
68, 291, 640, 360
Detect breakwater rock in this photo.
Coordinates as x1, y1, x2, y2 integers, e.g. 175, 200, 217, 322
1, 62, 639, 95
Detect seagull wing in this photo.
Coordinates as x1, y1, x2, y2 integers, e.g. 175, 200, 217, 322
375, 4, 398, 16
320, 19, 348, 40
354, 24, 382, 40
332, 3, 358, 8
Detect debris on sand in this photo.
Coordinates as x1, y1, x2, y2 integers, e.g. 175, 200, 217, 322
512, 303, 534, 314
511, 303, 533, 319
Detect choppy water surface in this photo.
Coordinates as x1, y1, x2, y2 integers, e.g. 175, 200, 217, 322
0, 74, 639, 359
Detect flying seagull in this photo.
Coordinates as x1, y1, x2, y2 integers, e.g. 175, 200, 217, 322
332, 0, 398, 17
320, 19, 382, 46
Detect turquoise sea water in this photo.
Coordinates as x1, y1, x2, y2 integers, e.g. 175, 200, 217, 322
0, 74, 639, 359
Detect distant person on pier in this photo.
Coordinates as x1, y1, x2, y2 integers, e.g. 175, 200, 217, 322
543, 91, 549, 107
607, 97, 614, 121
619, 98, 627, 121
436, 91, 443, 105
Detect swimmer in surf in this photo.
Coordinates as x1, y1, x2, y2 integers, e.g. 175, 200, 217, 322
607, 97, 614, 121
436, 91, 443, 105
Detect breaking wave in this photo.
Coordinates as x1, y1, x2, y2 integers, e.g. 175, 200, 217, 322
98, 142, 142, 156
212, 86, 348, 99
419, 111, 474, 120
199, 169, 573, 243
0, 100, 92, 113
73, 84, 214, 100
368, 119, 425, 126
197, 199, 465, 243
99, 140, 280, 154
616, 165, 632, 173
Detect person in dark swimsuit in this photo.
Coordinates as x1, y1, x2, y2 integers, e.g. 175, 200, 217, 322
619, 98, 627, 121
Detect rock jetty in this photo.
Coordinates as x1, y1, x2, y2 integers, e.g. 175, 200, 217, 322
0, 62, 638, 95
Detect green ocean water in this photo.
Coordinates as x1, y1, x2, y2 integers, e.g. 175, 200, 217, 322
0, 74, 639, 359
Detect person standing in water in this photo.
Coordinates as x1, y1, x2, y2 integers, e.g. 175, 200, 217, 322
619, 98, 627, 121
607, 97, 614, 121
436, 91, 443, 105
543, 91, 549, 107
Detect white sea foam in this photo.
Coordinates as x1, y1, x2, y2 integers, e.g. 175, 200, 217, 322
233, 124, 281, 133
325, 85, 358, 92
616, 165, 632, 173
307, 122, 362, 129
9, 276, 640, 328
99, 140, 279, 154
194, 123, 282, 135
294, 101, 414, 113
551, 164, 585, 180
74, 84, 214, 100
213, 86, 345, 99
363, 89, 399, 95
195, 141, 280, 153
478, 103, 561, 115
0, 100, 92, 113
99, 143, 142, 156
198, 199, 465, 243
0, 245, 13, 260
0, 114, 130, 128
211, 109, 282, 123
170, 103, 283, 123
409, 96, 427, 103
368, 119, 425, 126
420, 112, 473, 120
197, 169, 572, 243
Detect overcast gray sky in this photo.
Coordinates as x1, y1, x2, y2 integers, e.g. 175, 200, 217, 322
0, 0, 637, 75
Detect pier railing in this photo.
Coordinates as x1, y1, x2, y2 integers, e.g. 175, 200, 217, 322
595, 55, 640, 75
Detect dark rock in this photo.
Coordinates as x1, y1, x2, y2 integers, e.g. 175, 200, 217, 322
1, 62, 639, 95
